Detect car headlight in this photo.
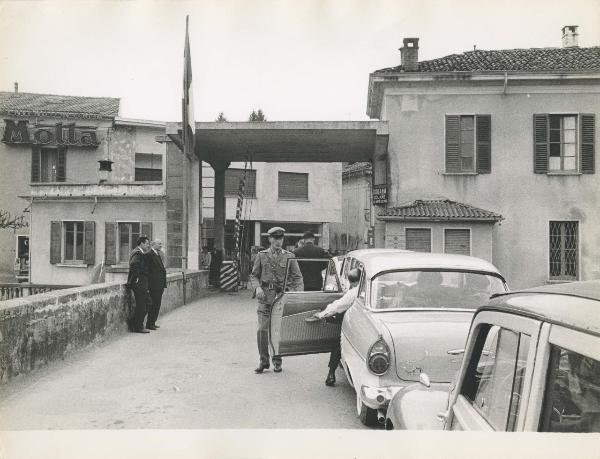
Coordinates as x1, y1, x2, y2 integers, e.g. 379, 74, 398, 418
368, 338, 391, 375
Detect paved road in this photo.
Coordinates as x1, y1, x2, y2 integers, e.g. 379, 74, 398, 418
0, 290, 368, 430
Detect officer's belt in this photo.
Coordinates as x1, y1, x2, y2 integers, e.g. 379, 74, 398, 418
261, 282, 283, 290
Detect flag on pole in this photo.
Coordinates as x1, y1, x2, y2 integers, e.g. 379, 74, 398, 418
182, 15, 195, 159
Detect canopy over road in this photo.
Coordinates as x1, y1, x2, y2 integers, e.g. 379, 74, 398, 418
165, 121, 389, 163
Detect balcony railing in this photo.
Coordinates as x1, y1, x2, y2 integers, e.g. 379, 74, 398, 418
0, 284, 77, 301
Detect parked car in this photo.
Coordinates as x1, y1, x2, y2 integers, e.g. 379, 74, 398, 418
269, 249, 507, 426
385, 280, 600, 432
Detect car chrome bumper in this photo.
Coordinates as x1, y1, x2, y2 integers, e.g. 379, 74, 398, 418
360, 385, 403, 409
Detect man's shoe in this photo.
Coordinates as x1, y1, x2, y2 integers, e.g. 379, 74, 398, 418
146, 325, 158, 330
273, 362, 282, 373
153, 325, 160, 328
325, 370, 336, 386
133, 329, 150, 334
254, 364, 269, 374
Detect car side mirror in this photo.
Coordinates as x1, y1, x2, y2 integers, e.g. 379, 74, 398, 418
419, 372, 431, 388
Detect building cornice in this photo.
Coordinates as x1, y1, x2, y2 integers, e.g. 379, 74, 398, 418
367, 71, 600, 118
114, 117, 166, 128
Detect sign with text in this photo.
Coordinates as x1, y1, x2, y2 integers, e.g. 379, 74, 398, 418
372, 184, 388, 204
2, 119, 100, 148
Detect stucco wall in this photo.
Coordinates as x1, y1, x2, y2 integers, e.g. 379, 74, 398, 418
30, 199, 167, 285
329, 173, 372, 253
382, 87, 600, 289
222, 162, 342, 223
0, 270, 208, 384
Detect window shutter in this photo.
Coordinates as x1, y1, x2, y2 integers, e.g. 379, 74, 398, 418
141, 222, 153, 241
50, 221, 61, 264
84, 221, 95, 265
445, 115, 460, 173
278, 172, 308, 200
31, 147, 41, 183
56, 147, 66, 182
534, 114, 549, 174
444, 229, 471, 255
476, 115, 491, 174
105, 222, 117, 265
580, 114, 595, 174
405, 228, 431, 252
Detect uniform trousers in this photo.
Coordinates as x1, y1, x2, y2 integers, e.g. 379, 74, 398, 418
257, 289, 282, 367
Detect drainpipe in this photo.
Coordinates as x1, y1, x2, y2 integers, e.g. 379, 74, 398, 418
503, 72, 508, 95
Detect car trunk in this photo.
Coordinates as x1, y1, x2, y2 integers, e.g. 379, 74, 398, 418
379, 310, 474, 383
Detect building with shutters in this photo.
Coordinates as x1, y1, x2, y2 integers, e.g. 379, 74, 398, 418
201, 160, 341, 255
366, 26, 600, 289
0, 89, 171, 285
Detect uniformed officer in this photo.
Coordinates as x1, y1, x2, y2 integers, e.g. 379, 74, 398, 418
250, 226, 304, 374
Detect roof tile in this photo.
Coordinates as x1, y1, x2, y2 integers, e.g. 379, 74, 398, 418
378, 199, 503, 221
375, 47, 600, 73
0, 91, 120, 119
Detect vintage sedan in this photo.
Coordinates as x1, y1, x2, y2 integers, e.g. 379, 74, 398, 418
385, 280, 600, 432
269, 249, 507, 426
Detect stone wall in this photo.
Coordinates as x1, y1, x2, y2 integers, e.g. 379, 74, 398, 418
0, 270, 209, 384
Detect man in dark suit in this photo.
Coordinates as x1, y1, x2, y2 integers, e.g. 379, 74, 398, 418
126, 236, 151, 333
293, 231, 331, 291
146, 239, 167, 330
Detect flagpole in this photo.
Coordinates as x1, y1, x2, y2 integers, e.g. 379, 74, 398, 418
181, 14, 195, 271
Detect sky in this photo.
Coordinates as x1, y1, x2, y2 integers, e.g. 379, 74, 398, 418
0, 0, 599, 122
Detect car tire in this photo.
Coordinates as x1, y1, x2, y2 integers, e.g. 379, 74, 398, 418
356, 392, 378, 426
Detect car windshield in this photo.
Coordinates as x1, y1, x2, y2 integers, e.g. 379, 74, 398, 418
370, 270, 506, 310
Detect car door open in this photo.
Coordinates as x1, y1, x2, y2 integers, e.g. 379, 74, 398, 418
269, 258, 345, 356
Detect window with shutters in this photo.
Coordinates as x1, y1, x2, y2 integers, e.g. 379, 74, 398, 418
278, 172, 309, 200
444, 228, 471, 256
445, 115, 491, 174
63, 221, 84, 262
50, 220, 95, 265
135, 153, 163, 181
225, 168, 257, 197
549, 221, 578, 280
534, 114, 595, 174
405, 228, 431, 252
118, 222, 141, 263
32, 147, 66, 182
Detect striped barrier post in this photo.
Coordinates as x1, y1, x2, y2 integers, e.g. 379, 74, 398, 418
231, 157, 248, 287
220, 261, 238, 292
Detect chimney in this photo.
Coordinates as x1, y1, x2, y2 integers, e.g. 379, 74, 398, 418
562, 25, 579, 48
14, 82, 18, 93
400, 38, 419, 71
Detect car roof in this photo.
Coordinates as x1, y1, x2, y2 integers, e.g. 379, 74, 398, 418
345, 249, 503, 279
481, 280, 600, 337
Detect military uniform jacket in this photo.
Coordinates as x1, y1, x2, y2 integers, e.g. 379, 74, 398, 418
250, 247, 304, 294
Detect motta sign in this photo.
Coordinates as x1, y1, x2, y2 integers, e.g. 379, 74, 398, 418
372, 184, 388, 204
2, 119, 100, 147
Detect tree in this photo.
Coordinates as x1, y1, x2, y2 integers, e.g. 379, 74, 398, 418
248, 109, 267, 122
0, 209, 28, 230
215, 112, 228, 122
